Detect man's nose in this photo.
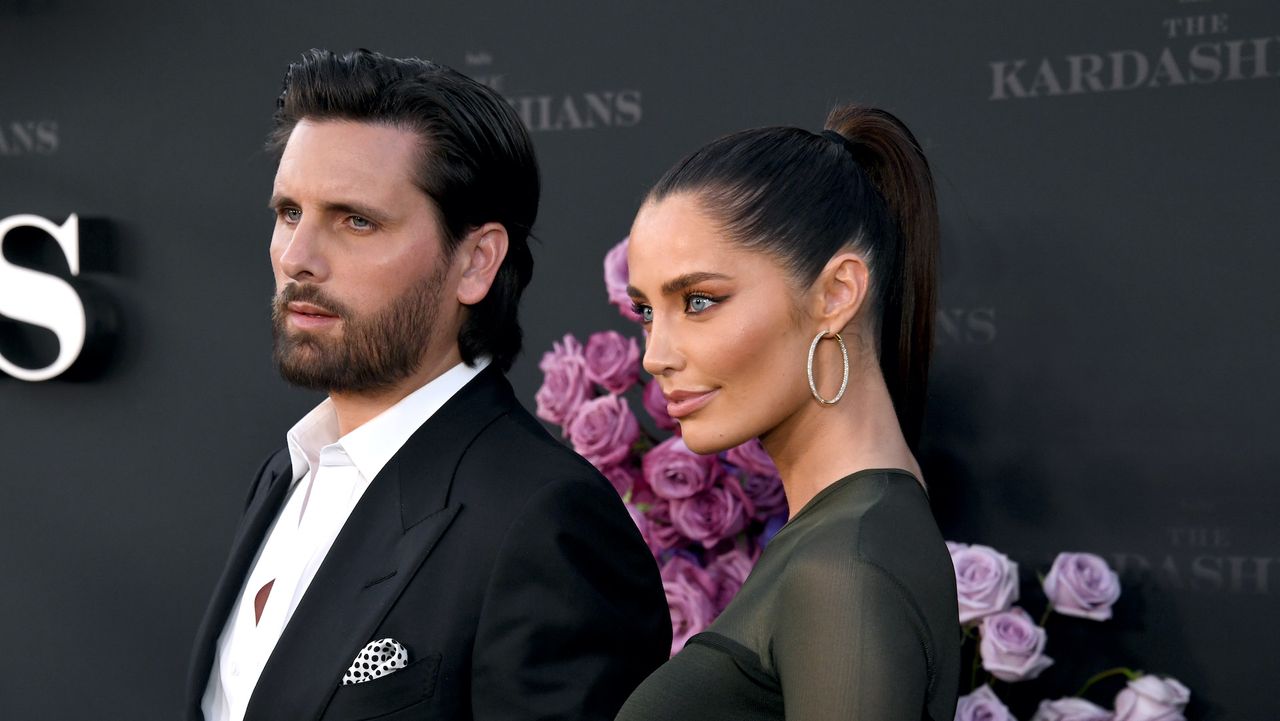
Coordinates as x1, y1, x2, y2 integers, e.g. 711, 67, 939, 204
274, 216, 330, 282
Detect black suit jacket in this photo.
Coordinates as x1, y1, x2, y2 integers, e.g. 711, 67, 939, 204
186, 367, 670, 720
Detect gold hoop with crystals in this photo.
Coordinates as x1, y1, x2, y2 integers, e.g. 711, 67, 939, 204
806, 330, 849, 405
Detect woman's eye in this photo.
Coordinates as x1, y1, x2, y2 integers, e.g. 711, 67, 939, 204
632, 304, 654, 324
686, 295, 717, 313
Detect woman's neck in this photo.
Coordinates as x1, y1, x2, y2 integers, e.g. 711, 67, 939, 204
761, 362, 921, 519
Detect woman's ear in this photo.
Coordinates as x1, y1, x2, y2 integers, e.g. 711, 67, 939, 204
456, 222, 509, 305
812, 252, 870, 333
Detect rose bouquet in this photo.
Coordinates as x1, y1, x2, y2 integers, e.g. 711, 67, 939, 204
948, 543, 1192, 721
535, 237, 789, 655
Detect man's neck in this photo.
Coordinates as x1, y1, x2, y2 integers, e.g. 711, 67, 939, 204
328, 348, 466, 436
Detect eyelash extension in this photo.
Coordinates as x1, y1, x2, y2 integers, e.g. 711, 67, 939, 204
684, 292, 728, 311
630, 292, 729, 323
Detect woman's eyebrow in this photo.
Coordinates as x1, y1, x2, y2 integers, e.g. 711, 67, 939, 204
661, 272, 732, 295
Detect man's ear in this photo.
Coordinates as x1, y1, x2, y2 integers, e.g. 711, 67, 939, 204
811, 251, 870, 333
456, 222, 509, 305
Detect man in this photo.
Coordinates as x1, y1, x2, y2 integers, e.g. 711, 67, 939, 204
186, 49, 670, 721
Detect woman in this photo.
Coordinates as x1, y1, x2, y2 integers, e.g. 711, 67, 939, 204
616, 105, 960, 720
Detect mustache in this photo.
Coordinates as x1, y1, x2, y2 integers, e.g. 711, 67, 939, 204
273, 283, 351, 320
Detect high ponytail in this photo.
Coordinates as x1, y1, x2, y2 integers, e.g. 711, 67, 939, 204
824, 106, 939, 449
648, 103, 939, 449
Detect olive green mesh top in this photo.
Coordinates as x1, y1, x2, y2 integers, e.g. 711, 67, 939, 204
616, 469, 961, 721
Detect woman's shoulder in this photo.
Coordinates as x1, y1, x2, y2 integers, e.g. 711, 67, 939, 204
783, 469, 939, 564
777, 469, 956, 622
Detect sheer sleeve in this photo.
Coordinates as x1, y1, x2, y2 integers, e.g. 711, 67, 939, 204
773, 549, 932, 720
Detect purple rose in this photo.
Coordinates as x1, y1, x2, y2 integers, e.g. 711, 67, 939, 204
724, 439, 787, 519
979, 607, 1054, 682
706, 547, 756, 612
642, 377, 679, 431
583, 330, 641, 394
600, 462, 641, 497
1113, 676, 1190, 721
949, 541, 1020, 624
724, 438, 778, 477
565, 394, 641, 468
662, 553, 717, 593
644, 498, 687, 553
643, 436, 718, 500
668, 474, 754, 545
1030, 698, 1114, 721
535, 334, 591, 428
624, 502, 650, 539
603, 236, 642, 322
1042, 552, 1122, 621
661, 555, 717, 655
956, 685, 1017, 721
737, 469, 788, 520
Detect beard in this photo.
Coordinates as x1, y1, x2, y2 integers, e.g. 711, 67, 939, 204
271, 266, 448, 394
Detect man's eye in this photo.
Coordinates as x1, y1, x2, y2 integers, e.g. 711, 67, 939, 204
282, 208, 302, 223
349, 216, 373, 230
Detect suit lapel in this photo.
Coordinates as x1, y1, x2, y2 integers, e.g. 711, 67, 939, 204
186, 450, 294, 719
245, 367, 518, 721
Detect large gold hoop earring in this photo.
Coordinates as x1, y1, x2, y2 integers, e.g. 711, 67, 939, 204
806, 330, 849, 405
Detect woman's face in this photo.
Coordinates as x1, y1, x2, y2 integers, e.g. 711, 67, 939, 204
627, 193, 817, 454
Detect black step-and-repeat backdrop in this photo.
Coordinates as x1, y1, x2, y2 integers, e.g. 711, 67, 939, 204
2, 2, 1276, 719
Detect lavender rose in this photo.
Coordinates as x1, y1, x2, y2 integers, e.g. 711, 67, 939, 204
624, 502, 650, 539
642, 377, 679, 431
535, 334, 591, 427
949, 541, 1020, 624
956, 685, 1017, 721
724, 438, 778, 477
661, 555, 717, 655
643, 436, 718, 500
662, 553, 717, 594
1042, 552, 1122, 621
706, 547, 756, 612
583, 330, 641, 394
724, 439, 787, 519
603, 236, 642, 322
564, 394, 641, 468
1113, 676, 1190, 721
668, 474, 754, 545
738, 469, 788, 520
979, 607, 1054, 682
644, 498, 687, 553
600, 462, 641, 497
1030, 698, 1114, 721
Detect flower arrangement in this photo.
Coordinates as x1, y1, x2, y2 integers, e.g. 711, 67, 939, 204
534, 237, 790, 655
537, 238, 1193, 719
948, 543, 1191, 721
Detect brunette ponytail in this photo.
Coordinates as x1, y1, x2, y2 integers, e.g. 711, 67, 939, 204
648, 104, 939, 448
824, 106, 939, 449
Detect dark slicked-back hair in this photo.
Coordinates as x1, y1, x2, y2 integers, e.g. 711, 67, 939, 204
649, 105, 938, 450
269, 48, 539, 372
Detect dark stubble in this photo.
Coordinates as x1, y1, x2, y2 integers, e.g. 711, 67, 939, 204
271, 265, 448, 394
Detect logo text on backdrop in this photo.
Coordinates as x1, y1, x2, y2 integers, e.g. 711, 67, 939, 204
0, 213, 94, 381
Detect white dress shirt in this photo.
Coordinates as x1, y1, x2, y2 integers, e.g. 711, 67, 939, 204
202, 359, 489, 721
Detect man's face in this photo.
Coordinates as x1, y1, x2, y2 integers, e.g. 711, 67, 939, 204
268, 119, 458, 393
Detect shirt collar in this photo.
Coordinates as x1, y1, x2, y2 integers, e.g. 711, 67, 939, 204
285, 358, 490, 484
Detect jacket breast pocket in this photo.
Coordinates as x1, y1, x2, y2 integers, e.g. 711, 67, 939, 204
324, 653, 441, 720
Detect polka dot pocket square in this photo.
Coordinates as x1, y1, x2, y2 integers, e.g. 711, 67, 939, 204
342, 638, 410, 685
